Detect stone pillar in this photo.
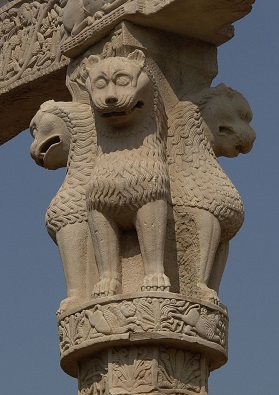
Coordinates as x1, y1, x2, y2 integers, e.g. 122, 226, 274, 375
60, 293, 228, 395
27, 1, 256, 394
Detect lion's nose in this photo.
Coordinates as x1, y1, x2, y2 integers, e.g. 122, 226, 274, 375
105, 82, 118, 105
105, 95, 118, 105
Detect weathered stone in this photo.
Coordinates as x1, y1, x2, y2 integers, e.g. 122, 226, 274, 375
0, 0, 70, 144
0, 0, 256, 393
0, 0, 254, 144
61, 0, 255, 57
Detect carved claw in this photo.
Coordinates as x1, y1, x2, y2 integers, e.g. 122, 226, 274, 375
141, 273, 170, 292
184, 325, 197, 336
57, 296, 82, 316
197, 283, 220, 305
92, 279, 121, 298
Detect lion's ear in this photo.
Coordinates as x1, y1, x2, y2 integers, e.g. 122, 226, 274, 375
81, 55, 102, 79
215, 83, 229, 92
127, 50, 145, 67
215, 83, 234, 97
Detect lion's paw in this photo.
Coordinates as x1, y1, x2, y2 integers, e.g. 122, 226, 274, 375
141, 273, 170, 292
56, 296, 82, 316
197, 282, 220, 305
92, 279, 121, 298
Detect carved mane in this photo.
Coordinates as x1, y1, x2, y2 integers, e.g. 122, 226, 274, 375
190, 83, 236, 108
86, 61, 169, 215
41, 101, 96, 240
168, 98, 244, 241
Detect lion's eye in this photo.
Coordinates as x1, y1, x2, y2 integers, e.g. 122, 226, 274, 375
30, 126, 37, 137
95, 78, 107, 89
219, 126, 233, 134
115, 75, 131, 86
240, 112, 252, 122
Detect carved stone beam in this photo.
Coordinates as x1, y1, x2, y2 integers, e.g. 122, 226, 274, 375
61, 0, 255, 58
0, 0, 70, 145
0, 0, 254, 144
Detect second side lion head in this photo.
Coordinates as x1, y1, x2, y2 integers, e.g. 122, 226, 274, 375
193, 84, 256, 158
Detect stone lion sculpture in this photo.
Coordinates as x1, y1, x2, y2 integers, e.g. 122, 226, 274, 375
30, 100, 98, 313
83, 49, 171, 297
168, 83, 255, 301
29, 74, 254, 309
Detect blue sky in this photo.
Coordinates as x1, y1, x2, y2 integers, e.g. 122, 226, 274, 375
0, 1, 278, 394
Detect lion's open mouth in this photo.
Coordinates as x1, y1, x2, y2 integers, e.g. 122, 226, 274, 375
235, 145, 243, 152
236, 144, 247, 154
41, 136, 61, 153
101, 101, 144, 119
38, 136, 61, 166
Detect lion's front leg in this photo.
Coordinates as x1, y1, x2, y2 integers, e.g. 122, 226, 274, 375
88, 209, 122, 297
135, 199, 170, 292
56, 222, 93, 314
190, 208, 221, 303
208, 240, 229, 296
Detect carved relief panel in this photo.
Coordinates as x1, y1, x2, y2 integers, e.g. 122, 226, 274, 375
0, 0, 67, 94
78, 345, 209, 395
59, 293, 228, 378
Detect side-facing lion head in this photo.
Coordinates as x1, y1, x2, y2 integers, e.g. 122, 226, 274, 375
192, 83, 256, 158
30, 101, 71, 170
82, 50, 152, 127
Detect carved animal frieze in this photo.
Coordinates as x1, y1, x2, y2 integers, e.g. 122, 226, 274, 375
58, 294, 228, 359
83, 50, 171, 297
30, 100, 98, 314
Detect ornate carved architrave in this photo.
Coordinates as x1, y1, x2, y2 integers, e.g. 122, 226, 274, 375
0, 0, 70, 144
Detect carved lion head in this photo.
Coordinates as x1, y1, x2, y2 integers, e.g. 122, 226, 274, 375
82, 50, 152, 127
193, 84, 256, 158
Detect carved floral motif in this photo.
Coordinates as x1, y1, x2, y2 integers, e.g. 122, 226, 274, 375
79, 354, 109, 395
110, 346, 155, 394
78, 345, 208, 395
157, 348, 208, 394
